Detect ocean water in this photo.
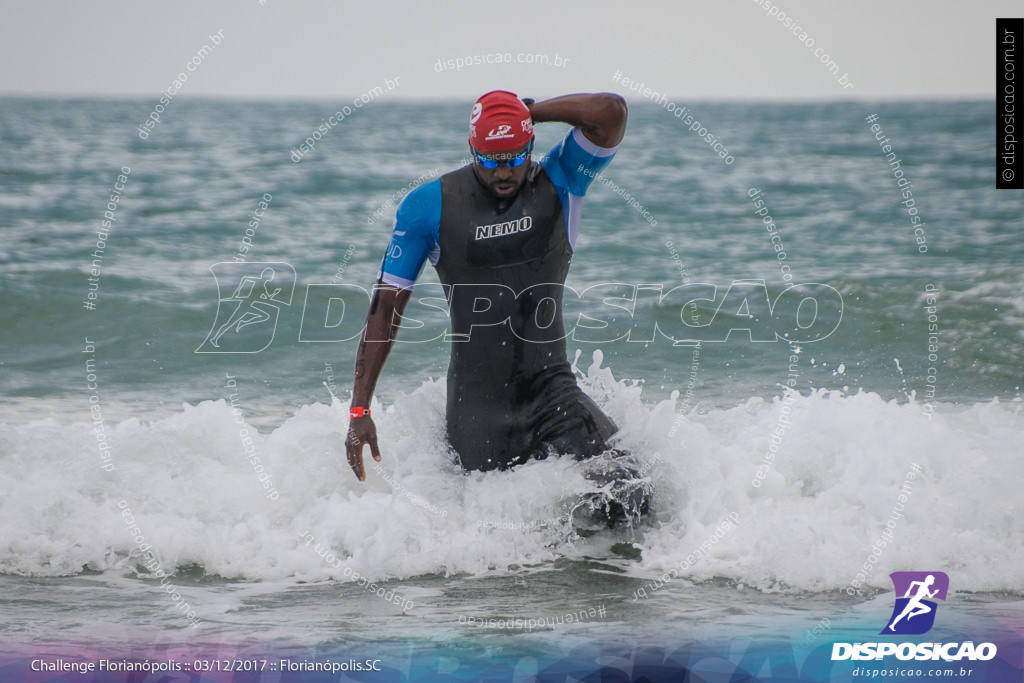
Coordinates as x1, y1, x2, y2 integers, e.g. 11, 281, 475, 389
1, 98, 1023, 680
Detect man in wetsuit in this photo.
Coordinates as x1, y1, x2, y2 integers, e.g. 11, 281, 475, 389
345, 90, 628, 483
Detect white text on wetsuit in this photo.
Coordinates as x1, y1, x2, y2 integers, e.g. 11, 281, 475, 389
474, 216, 533, 240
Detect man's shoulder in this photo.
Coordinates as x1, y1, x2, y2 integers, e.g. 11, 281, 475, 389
436, 164, 477, 190
401, 176, 444, 204
397, 177, 444, 223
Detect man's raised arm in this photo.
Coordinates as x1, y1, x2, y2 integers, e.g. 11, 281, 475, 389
345, 282, 412, 481
526, 93, 627, 148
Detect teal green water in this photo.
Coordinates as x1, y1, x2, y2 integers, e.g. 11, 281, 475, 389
1, 99, 1020, 425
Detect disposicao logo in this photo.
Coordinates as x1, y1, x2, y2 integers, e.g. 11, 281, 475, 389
882, 571, 948, 635
831, 572, 997, 662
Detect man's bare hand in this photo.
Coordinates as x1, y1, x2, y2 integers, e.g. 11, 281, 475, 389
346, 416, 381, 481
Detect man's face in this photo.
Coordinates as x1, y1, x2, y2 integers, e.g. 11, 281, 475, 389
470, 139, 533, 200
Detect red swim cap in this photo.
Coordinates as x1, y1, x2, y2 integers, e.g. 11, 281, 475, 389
468, 90, 534, 153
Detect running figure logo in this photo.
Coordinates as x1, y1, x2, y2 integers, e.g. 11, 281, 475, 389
881, 571, 949, 635
196, 262, 295, 353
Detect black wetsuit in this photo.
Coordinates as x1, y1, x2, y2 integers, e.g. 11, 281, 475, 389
434, 163, 617, 470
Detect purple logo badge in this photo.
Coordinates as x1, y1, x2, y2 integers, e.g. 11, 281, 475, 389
881, 571, 949, 635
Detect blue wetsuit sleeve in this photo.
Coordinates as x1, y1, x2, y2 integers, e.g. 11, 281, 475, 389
376, 179, 442, 290
540, 127, 618, 197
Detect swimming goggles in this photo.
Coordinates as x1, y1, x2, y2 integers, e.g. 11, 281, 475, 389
473, 142, 532, 169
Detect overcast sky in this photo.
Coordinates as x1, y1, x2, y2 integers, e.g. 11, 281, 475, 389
0, 0, 1015, 101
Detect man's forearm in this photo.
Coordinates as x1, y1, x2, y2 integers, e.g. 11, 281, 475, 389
350, 283, 411, 409
528, 93, 627, 148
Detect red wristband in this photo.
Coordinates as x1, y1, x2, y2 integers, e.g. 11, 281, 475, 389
350, 407, 371, 419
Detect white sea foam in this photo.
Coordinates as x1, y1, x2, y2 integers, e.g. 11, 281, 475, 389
1, 352, 1021, 593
